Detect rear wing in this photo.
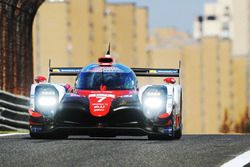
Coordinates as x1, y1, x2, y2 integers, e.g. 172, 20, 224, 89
132, 68, 179, 77
49, 67, 180, 77
49, 67, 81, 76
48, 60, 181, 82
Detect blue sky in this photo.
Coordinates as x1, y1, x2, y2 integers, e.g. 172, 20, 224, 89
107, 0, 217, 34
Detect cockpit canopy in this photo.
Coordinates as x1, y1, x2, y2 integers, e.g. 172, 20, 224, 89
75, 64, 137, 90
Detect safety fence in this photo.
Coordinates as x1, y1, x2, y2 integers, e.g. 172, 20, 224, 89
0, 91, 29, 131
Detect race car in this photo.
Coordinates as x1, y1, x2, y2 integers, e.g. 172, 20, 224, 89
28, 50, 182, 140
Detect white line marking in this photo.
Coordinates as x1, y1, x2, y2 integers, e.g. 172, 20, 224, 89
0, 133, 28, 137
221, 151, 250, 167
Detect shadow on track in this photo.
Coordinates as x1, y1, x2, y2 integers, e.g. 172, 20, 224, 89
25, 136, 149, 141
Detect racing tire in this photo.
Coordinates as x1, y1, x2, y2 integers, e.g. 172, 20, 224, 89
30, 132, 68, 139
174, 128, 182, 140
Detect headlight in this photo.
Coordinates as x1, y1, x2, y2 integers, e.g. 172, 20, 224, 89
142, 86, 167, 119
146, 92, 161, 96
37, 96, 58, 107
143, 97, 164, 109
142, 96, 166, 119
35, 85, 59, 115
39, 91, 56, 96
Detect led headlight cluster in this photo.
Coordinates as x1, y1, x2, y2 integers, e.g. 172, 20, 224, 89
37, 96, 58, 107
142, 87, 167, 119
35, 86, 59, 114
146, 91, 161, 96
144, 89, 164, 109
39, 91, 56, 96
143, 96, 164, 109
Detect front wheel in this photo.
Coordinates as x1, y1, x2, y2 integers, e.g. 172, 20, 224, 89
173, 128, 182, 140
147, 128, 182, 140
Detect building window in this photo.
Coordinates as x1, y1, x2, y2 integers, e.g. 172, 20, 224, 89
198, 16, 203, 23
207, 15, 216, 20
222, 23, 229, 31
89, 6, 93, 13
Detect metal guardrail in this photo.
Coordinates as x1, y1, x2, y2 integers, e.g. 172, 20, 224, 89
0, 91, 29, 131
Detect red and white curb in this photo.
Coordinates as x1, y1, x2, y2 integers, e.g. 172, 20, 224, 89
221, 151, 250, 167
0, 133, 28, 137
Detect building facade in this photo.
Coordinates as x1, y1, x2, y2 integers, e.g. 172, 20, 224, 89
105, 3, 137, 66
193, 0, 233, 40
193, 0, 250, 57
33, 0, 148, 81
33, 1, 72, 83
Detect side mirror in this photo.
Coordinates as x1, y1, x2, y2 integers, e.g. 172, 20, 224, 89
64, 84, 73, 92
164, 77, 176, 84
35, 76, 47, 83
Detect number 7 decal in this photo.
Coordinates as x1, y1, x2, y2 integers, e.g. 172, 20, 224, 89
97, 96, 106, 103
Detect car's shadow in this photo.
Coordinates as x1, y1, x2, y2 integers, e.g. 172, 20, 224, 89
23, 136, 182, 143
67, 136, 149, 141
24, 136, 148, 141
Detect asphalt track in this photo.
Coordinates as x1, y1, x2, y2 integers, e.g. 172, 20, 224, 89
0, 134, 250, 167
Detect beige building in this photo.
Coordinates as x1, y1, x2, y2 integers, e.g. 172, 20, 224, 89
150, 28, 191, 50
182, 43, 203, 133
192, 0, 250, 132
193, 0, 250, 57
182, 37, 248, 133
105, 3, 137, 66
33, 1, 72, 83
231, 0, 249, 57
232, 57, 248, 132
33, 0, 148, 79
193, 0, 233, 40
150, 29, 248, 133
34, 0, 106, 69
68, 0, 91, 67
135, 7, 149, 67
88, 0, 106, 62
146, 28, 190, 86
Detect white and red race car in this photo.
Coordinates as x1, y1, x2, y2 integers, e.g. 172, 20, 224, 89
29, 51, 182, 140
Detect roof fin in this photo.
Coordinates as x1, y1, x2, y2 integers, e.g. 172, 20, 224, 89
106, 43, 111, 55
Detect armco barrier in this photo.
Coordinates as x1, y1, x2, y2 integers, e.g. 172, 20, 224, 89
0, 91, 29, 131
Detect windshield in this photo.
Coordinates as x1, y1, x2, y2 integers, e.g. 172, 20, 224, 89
75, 72, 137, 90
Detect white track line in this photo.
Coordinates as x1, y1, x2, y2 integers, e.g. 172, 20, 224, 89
221, 150, 250, 167
0, 133, 28, 137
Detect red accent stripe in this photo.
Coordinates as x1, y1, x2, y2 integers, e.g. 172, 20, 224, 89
159, 113, 170, 119
176, 115, 180, 127
165, 120, 172, 126
75, 90, 137, 97
29, 120, 42, 125
28, 109, 43, 118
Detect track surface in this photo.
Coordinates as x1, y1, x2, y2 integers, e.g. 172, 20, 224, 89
0, 134, 250, 167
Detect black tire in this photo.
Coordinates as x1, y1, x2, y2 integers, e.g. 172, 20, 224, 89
174, 128, 182, 139
148, 128, 182, 140
30, 132, 68, 139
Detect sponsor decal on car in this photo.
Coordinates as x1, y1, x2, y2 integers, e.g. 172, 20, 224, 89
88, 94, 115, 117
88, 67, 124, 73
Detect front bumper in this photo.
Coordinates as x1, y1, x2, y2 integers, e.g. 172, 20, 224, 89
30, 125, 176, 136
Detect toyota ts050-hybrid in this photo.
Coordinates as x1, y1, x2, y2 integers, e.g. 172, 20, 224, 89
29, 50, 182, 140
